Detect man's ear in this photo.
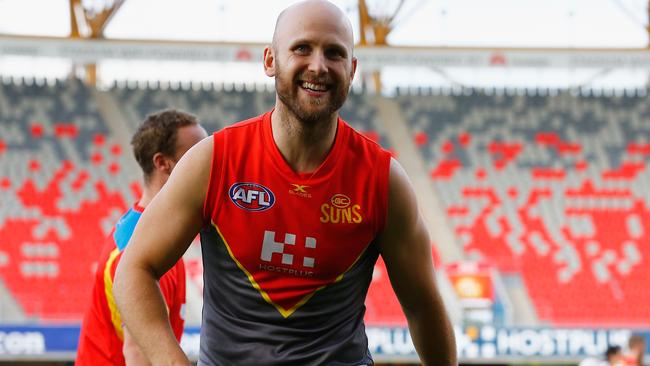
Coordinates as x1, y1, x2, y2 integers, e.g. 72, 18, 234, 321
263, 46, 276, 77
152, 152, 173, 176
350, 56, 358, 82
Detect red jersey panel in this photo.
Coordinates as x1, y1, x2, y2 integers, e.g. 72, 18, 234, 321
76, 204, 186, 366
199, 111, 391, 365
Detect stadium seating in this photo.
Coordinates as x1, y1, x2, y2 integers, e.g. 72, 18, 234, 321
339, 92, 391, 147
4, 78, 648, 327
110, 82, 264, 134
0, 78, 138, 321
397, 88, 650, 326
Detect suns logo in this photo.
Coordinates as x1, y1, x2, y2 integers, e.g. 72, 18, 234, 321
229, 182, 275, 212
320, 194, 362, 224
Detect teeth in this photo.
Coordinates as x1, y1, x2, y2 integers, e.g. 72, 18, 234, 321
302, 81, 327, 91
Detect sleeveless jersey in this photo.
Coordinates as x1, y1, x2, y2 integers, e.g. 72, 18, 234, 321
201, 111, 392, 365
76, 204, 186, 366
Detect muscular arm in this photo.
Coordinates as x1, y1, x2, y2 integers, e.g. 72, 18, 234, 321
113, 137, 213, 366
378, 158, 457, 366
122, 327, 152, 366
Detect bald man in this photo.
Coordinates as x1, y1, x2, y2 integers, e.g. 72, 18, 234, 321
113, 1, 457, 365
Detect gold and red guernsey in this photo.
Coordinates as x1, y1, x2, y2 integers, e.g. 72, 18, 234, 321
199, 111, 392, 365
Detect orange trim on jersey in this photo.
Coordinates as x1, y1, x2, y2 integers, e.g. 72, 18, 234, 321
212, 221, 369, 318
103, 248, 123, 341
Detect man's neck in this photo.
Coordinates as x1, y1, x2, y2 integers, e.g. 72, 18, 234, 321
271, 105, 338, 174
137, 178, 164, 208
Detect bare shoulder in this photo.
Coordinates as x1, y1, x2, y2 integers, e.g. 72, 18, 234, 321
166, 135, 214, 200
386, 158, 419, 229
176, 134, 214, 174
376, 157, 424, 256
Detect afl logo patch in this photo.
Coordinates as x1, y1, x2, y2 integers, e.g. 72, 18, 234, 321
229, 182, 275, 212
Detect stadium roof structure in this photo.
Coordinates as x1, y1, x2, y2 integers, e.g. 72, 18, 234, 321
0, 0, 649, 91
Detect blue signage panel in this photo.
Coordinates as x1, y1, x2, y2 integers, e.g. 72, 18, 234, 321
0, 325, 78, 355
0, 324, 647, 361
454, 326, 641, 359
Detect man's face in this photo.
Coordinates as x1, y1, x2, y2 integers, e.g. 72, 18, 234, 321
267, 4, 357, 124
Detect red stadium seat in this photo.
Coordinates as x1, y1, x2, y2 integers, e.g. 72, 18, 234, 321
91, 152, 103, 165
0, 177, 11, 190
54, 123, 79, 138
430, 159, 461, 179
108, 162, 121, 175
30, 124, 44, 138
93, 133, 106, 146
110, 144, 122, 156
414, 131, 428, 146
28, 160, 41, 172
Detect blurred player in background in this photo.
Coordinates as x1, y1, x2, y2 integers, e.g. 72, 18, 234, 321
76, 109, 207, 365
113, 1, 456, 365
624, 334, 647, 366
580, 345, 627, 366
607, 345, 625, 366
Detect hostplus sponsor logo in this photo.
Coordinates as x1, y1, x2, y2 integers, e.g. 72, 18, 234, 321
289, 184, 312, 198
229, 182, 275, 212
320, 194, 362, 224
259, 230, 316, 277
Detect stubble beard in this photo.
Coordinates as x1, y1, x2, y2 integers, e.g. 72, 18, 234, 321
275, 64, 349, 125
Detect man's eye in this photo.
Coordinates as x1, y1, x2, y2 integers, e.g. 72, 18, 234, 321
326, 49, 344, 59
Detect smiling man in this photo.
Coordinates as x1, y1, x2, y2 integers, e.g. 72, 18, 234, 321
113, 1, 457, 365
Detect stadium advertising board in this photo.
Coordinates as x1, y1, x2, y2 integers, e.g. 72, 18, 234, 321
0, 325, 74, 358
365, 326, 641, 362
454, 326, 634, 360
0, 325, 647, 363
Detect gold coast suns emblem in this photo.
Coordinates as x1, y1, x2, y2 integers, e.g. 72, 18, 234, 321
320, 194, 362, 224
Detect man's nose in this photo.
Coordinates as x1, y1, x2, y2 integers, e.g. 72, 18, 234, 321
307, 51, 327, 75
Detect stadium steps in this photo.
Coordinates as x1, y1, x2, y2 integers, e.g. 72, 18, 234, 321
93, 90, 141, 179
501, 273, 539, 325
435, 266, 464, 325
373, 96, 463, 263
0, 278, 26, 322
371, 96, 463, 325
